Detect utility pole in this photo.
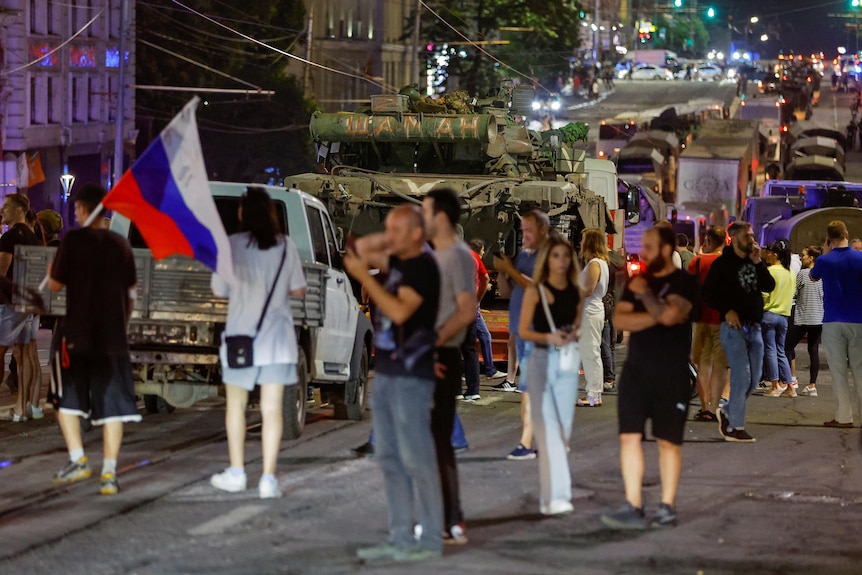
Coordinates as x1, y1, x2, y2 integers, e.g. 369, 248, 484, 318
303, 1, 314, 95
593, 0, 600, 62
411, 0, 421, 85
113, 0, 128, 189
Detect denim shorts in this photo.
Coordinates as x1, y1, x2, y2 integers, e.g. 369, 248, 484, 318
0, 305, 32, 346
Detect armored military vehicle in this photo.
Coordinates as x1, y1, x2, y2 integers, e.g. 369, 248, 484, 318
284, 83, 628, 264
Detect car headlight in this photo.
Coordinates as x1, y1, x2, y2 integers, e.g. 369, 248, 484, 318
550, 100, 561, 111
531, 101, 541, 111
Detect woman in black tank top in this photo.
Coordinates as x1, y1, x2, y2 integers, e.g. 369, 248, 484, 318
517, 236, 583, 516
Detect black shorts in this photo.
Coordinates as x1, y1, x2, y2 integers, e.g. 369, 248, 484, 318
617, 362, 690, 445
56, 353, 142, 425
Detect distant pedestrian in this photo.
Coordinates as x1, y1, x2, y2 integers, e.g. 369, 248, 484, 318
493, 210, 550, 460
518, 236, 582, 516
468, 239, 505, 380
785, 246, 823, 397
46, 184, 142, 494
676, 233, 695, 269
602, 226, 699, 529
851, 238, 862, 251
688, 227, 728, 421
345, 204, 443, 562
703, 222, 775, 442
0, 193, 40, 422
576, 228, 609, 408
422, 188, 477, 545
761, 240, 796, 397
209, 187, 307, 499
809, 221, 862, 429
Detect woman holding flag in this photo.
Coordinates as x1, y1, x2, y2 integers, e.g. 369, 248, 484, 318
210, 187, 307, 499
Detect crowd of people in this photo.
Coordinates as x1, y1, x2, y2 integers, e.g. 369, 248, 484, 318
1, 183, 860, 561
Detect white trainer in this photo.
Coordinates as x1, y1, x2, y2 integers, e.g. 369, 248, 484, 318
542, 499, 574, 516
258, 476, 283, 499
210, 468, 247, 493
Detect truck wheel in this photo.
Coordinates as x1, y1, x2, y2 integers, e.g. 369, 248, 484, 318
283, 353, 308, 439
334, 346, 369, 421
144, 394, 175, 414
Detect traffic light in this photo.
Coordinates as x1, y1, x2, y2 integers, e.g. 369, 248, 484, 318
854, 0, 861, 7
674, 0, 682, 7
706, 6, 716, 18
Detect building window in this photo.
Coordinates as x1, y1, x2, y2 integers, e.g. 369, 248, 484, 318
88, 76, 102, 121
29, 75, 47, 125
30, 0, 47, 35
47, 0, 59, 35
47, 76, 59, 124
72, 76, 88, 123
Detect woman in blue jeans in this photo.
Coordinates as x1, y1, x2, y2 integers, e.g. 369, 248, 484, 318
761, 240, 796, 397
518, 236, 582, 516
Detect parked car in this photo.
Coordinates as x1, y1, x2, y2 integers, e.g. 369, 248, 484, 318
623, 64, 674, 81
697, 65, 723, 81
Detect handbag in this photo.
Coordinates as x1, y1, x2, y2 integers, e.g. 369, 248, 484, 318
225, 243, 287, 369
538, 284, 580, 374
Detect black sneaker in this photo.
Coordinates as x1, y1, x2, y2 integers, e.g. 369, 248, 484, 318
601, 502, 647, 530
724, 428, 756, 443
650, 503, 677, 528
353, 441, 375, 457
52, 457, 92, 484
717, 408, 729, 438
492, 380, 519, 392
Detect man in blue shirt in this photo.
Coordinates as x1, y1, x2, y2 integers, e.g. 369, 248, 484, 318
809, 220, 862, 428
494, 210, 549, 460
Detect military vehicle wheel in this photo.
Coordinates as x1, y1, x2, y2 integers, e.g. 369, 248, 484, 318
334, 346, 369, 421
144, 394, 175, 414
283, 352, 308, 439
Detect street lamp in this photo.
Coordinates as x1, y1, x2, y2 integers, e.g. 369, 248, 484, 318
60, 172, 75, 199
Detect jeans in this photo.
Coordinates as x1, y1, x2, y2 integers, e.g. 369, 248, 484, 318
460, 322, 481, 396
720, 323, 764, 429
821, 323, 862, 424
527, 345, 579, 507
476, 309, 496, 375
433, 348, 465, 529
762, 312, 792, 383
371, 373, 442, 551
600, 320, 616, 383
581, 312, 605, 399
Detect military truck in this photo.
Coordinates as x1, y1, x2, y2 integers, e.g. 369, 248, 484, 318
13, 184, 373, 439
285, 83, 626, 269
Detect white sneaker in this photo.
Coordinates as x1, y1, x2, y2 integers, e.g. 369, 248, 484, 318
26, 402, 44, 420
542, 499, 574, 516
210, 468, 247, 492
486, 370, 508, 379
258, 475, 282, 499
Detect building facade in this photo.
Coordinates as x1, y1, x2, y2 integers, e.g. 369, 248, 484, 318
295, 0, 417, 112
0, 0, 135, 219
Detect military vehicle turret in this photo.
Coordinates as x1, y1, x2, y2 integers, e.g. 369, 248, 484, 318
285, 82, 627, 265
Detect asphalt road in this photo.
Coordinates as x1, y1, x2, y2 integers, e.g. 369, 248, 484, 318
1, 83, 861, 574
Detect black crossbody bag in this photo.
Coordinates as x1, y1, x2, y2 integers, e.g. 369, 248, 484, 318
225, 243, 287, 369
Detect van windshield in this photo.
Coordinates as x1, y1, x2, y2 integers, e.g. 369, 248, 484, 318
128, 196, 289, 249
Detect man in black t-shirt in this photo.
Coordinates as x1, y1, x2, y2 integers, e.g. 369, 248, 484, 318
344, 204, 443, 562
0, 193, 39, 420
602, 226, 699, 531
48, 184, 141, 495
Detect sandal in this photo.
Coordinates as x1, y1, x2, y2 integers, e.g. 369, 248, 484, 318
693, 409, 718, 422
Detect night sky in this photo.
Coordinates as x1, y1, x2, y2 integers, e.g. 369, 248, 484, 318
712, 0, 859, 58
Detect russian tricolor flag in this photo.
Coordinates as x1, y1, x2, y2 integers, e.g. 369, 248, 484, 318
103, 97, 235, 284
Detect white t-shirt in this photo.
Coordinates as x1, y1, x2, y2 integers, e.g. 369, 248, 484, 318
212, 233, 307, 366
581, 257, 609, 317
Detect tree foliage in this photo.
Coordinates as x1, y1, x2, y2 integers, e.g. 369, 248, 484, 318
414, 1, 585, 96
651, 14, 710, 56
136, 0, 315, 182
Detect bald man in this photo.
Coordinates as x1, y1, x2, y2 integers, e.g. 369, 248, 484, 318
344, 205, 444, 562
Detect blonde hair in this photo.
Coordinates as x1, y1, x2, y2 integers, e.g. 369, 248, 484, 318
580, 228, 609, 263
533, 235, 581, 288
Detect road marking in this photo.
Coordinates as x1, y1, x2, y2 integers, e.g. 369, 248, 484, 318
187, 504, 268, 536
